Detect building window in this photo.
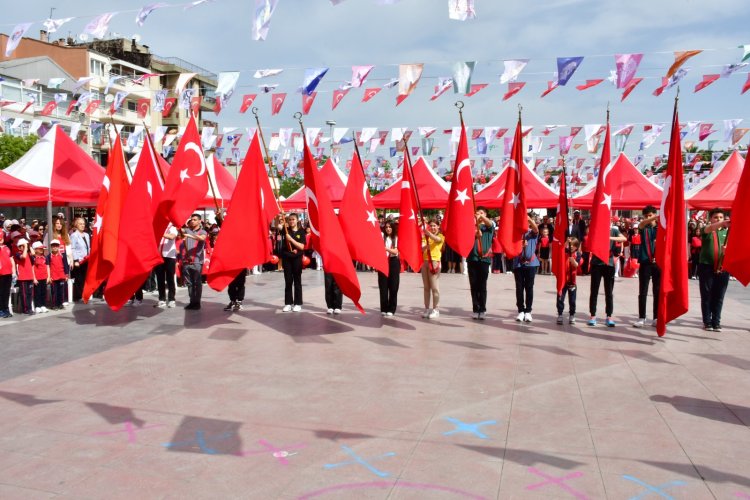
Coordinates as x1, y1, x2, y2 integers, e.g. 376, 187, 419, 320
90, 59, 106, 77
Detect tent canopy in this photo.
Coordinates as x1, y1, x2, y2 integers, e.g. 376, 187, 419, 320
373, 157, 449, 209
474, 162, 559, 209
204, 155, 237, 209
0, 171, 50, 206
687, 151, 745, 210
571, 153, 663, 210
283, 158, 347, 209
3, 125, 104, 206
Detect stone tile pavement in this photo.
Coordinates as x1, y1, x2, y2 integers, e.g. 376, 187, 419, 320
0, 270, 748, 499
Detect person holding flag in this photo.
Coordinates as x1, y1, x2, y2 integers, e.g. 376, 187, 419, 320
466, 208, 495, 320
513, 215, 539, 323
633, 205, 660, 328
697, 209, 731, 332
556, 237, 581, 324
587, 222, 627, 327
421, 219, 444, 319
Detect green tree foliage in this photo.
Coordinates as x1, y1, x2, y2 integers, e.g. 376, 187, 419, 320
0, 134, 38, 170
279, 176, 303, 198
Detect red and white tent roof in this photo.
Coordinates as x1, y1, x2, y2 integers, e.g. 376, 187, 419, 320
3, 125, 104, 206
687, 151, 745, 210
283, 158, 348, 209
373, 157, 449, 209
203, 155, 237, 208
474, 162, 559, 208
0, 171, 50, 206
571, 153, 663, 210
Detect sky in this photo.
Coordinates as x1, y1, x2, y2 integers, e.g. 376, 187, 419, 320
2, 0, 749, 162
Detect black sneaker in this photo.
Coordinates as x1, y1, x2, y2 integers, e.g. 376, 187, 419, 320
713, 324, 722, 332
184, 303, 201, 310
233, 302, 243, 311
223, 302, 234, 311
703, 324, 714, 331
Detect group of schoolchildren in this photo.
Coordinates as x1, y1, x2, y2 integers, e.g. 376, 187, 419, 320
0, 235, 70, 317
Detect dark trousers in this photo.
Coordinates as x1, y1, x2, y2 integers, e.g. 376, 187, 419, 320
71, 261, 88, 302
324, 272, 343, 310
556, 286, 577, 315
183, 264, 203, 306
513, 266, 537, 313
51, 280, 65, 308
377, 256, 400, 313
34, 282, 47, 308
133, 279, 148, 301
17, 280, 33, 313
638, 261, 661, 319
698, 264, 729, 328
0, 274, 12, 313
590, 264, 615, 317
283, 256, 303, 305
468, 260, 490, 313
155, 258, 176, 302
228, 270, 247, 302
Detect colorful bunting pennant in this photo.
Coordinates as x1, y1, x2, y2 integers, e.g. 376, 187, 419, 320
694, 74, 720, 93
666, 50, 702, 78
556, 56, 584, 86
615, 53, 643, 88
502, 82, 525, 101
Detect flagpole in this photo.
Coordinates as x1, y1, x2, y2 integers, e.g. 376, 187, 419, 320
351, 131, 369, 187
403, 135, 433, 269
141, 121, 167, 186
455, 100, 482, 256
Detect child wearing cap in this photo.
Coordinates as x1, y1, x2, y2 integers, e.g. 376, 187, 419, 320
31, 242, 50, 313
47, 240, 69, 310
0, 235, 13, 318
13, 239, 34, 315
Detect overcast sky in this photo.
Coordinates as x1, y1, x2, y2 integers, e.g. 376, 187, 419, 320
3, 0, 749, 159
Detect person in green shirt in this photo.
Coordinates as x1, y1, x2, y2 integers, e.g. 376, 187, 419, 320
466, 207, 495, 320
698, 208, 731, 332
633, 205, 660, 328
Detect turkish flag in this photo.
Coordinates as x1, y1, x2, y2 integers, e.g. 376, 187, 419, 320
190, 96, 201, 116
724, 151, 750, 285
552, 164, 570, 296
362, 87, 381, 102
208, 132, 280, 291
136, 98, 150, 119
105, 134, 166, 311
332, 89, 349, 110
694, 74, 720, 93
239, 94, 257, 113
65, 100, 78, 116
540, 81, 558, 98
575, 79, 604, 91
82, 133, 130, 303
162, 97, 177, 117
155, 114, 209, 228
621, 78, 643, 101
441, 120, 476, 257
395, 94, 409, 106
303, 139, 364, 312
656, 103, 689, 336
497, 120, 528, 258
339, 152, 389, 276
699, 123, 715, 141
212, 98, 222, 115
587, 121, 613, 264
742, 74, 750, 95
653, 77, 669, 97
465, 83, 488, 97
84, 100, 101, 115
502, 82, 525, 101
302, 92, 316, 115
271, 93, 286, 115
40, 101, 57, 116
397, 152, 424, 272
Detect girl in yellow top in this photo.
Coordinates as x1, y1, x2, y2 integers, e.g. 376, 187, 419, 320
421, 218, 444, 319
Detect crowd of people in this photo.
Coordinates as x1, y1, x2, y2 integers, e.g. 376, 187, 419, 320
0, 206, 734, 332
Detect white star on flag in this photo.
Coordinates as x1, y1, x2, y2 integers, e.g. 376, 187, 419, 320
602, 193, 612, 209
511, 192, 520, 208
93, 213, 103, 232
455, 188, 470, 205
180, 169, 190, 182
409, 209, 416, 220
366, 210, 378, 226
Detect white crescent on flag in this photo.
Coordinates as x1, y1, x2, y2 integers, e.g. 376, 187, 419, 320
455, 158, 471, 178
659, 175, 672, 229
305, 187, 321, 236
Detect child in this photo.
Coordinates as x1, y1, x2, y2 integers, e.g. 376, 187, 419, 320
31, 241, 50, 313
538, 227, 551, 275
556, 237, 581, 325
324, 273, 343, 315
13, 238, 34, 315
0, 236, 13, 318
513, 215, 540, 322
47, 239, 70, 310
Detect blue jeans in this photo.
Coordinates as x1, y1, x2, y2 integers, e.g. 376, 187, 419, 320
698, 264, 729, 328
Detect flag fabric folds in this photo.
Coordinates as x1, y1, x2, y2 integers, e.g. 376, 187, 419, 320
656, 100, 689, 336
497, 119, 528, 258
303, 139, 364, 312
723, 151, 750, 286
557, 56, 584, 86
397, 152, 424, 272
666, 50, 702, 78
552, 163, 570, 296
441, 120, 476, 257
615, 53, 643, 89
587, 120, 613, 264
339, 152, 389, 276
207, 133, 280, 291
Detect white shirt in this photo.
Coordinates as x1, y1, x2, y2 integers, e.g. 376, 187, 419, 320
159, 225, 178, 259
384, 235, 397, 258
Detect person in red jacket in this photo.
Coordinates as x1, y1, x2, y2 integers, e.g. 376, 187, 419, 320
13, 238, 34, 315
0, 237, 13, 318
31, 241, 50, 313
47, 239, 70, 310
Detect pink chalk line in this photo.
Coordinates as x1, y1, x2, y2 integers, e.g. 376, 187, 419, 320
526, 467, 590, 500
297, 481, 488, 499
735, 493, 750, 499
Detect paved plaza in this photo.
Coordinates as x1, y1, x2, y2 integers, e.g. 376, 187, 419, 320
0, 270, 748, 499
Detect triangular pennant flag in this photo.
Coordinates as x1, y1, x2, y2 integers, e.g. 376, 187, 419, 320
431, 77, 454, 101
540, 81, 558, 98
615, 53, 643, 88
694, 74, 720, 93
502, 82, 525, 101
452, 61, 475, 94
575, 79, 604, 91
556, 56, 584, 86
465, 83, 487, 97
271, 93, 286, 115
332, 89, 349, 110
362, 87, 381, 102
301, 67, 329, 95
666, 50, 702, 78
302, 92, 316, 115
621, 77, 644, 101
398, 63, 424, 96
500, 59, 529, 84
351, 65, 374, 87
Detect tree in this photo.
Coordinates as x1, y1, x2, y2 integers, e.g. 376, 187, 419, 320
278, 176, 302, 198
0, 134, 38, 170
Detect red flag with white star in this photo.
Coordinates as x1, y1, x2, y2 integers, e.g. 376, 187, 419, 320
441, 118, 476, 257
239, 94, 257, 113
340, 151, 389, 275
588, 120, 613, 264
552, 163, 570, 296
497, 118, 528, 258
302, 92, 316, 115
82, 133, 129, 303
362, 88, 381, 102
397, 152, 424, 272
271, 93, 286, 115
332, 89, 349, 110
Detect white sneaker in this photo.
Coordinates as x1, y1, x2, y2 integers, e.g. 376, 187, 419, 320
62, 301, 69, 306
126, 299, 134, 307
472, 312, 480, 320
478, 312, 485, 320
134, 300, 142, 306
154, 301, 167, 308
292, 305, 302, 312
524, 313, 533, 323
34, 307, 41, 314
40, 306, 48, 313
557, 315, 564, 325
651, 319, 657, 327
422, 308, 431, 318
167, 301, 176, 308
282, 305, 293, 312
381, 311, 387, 316
632, 318, 646, 328
326, 308, 334, 315
516, 312, 525, 322
386, 312, 394, 317
333, 309, 341, 315
428, 309, 440, 319
569, 314, 576, 324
